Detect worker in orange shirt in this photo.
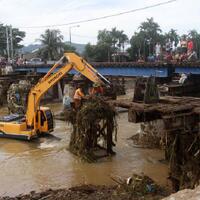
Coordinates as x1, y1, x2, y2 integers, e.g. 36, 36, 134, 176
73, 84, 85, 109
90, 83, 104, 96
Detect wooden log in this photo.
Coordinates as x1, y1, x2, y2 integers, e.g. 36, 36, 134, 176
128, 107, 162, 123
109, 97, 200, 123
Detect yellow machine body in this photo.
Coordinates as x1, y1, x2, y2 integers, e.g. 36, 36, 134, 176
0, 107, 53, 140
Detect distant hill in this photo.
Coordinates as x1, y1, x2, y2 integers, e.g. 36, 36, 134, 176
65, 42, 86, 54
21, 42, 86, 54
21, 44, 42, 54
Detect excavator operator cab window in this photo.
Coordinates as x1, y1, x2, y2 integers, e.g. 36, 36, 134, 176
40, 111, 46, 126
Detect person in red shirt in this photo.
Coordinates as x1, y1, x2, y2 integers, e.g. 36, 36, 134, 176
187, 39, 194, 53
90, 83, 104, 96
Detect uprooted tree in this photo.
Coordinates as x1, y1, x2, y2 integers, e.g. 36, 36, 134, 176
65, 97, 117, 162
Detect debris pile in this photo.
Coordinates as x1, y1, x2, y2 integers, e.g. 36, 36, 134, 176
0, 176, 169, 200
112, 173, 167, 199
0, 185, 115, 200
0, 84, 4, 106
0, 80, 12, 106
130, 120, 165, 149
107, 76, 126, 96
167, 132, 200, 190
7, 80, 32, 114
66, 97, 117, 162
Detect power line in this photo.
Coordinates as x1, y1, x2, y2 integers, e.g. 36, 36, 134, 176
19, 0, 177, 29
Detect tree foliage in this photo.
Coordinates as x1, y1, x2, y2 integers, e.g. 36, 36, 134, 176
84, 27, 129, 62
127, 18, 199, 61
38, 29, 64, 60
164, 29, 179, 46
0, 24, 25, 57
84, 18, 200, 62
128, 18, 163, 60
38, 29, 78, 60
63, 44, 76, 53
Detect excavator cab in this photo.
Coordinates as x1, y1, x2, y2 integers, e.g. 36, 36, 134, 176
36, 107, 54, 134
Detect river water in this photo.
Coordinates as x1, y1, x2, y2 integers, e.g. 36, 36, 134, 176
0, 103, 169, 197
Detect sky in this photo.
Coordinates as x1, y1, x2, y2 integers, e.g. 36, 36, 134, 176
0, 0, 199, 46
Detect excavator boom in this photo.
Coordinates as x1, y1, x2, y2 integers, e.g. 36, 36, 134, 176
26, 53, 110, 128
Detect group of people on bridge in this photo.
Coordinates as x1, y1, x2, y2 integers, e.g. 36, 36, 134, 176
139, 36, 197, 63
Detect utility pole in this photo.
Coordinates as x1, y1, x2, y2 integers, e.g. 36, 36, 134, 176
10, 26, 14, 62
69, 27, 71, 45
69, 25, 80, 45
6, 26, 10, 62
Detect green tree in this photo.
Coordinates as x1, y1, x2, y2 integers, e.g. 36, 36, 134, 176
83, 43, 96, 61
117, 30, 129, 52
0, 24, 25, 57
0, 24, 7, 56
84, 28, 129, 62
63, 43, 76, 53
139, 18, 161, 39
128, 31, 146, 60
38, 29, 64, 60
128, 18, 163, 60
84, 43, 109, 62
164, 29, 179, 46
139, 17, 162, 56
97, 29, 113, 61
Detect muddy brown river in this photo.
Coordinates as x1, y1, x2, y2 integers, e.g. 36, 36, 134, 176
0, 103, 169, 197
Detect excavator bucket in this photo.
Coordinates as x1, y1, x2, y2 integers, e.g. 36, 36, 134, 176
133, 76, 159, 103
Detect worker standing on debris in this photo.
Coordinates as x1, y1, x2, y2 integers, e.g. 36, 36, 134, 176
62, 82, 74, 111
63, 93, 72, 110
90, 83, 104, 96
73, 84, 85, 109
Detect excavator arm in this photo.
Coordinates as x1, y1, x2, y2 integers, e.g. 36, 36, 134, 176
26, 53, 110, 127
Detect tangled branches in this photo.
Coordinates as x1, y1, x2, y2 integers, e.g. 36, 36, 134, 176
66, 97, 117, 162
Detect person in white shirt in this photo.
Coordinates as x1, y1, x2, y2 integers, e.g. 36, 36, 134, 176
155, 42, 161, 60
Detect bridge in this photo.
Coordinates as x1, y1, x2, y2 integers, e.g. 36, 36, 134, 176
13, 62, 200, 77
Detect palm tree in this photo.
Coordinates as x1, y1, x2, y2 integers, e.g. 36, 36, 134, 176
110, 27, 119, 49
97, 29, 113, 61
39, 29, 64, 60
117, 31, 129, 52
165, 29, 179, 46
110, 28, 129, 53
139, 18, 162, 56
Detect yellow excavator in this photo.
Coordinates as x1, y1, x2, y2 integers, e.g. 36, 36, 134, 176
0, 53, 110, 140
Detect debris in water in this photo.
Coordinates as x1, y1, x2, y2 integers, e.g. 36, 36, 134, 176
112, 174, 167, 199
167, 133, 200, 190
7, 80, 32, 114
129, 120, 165, 149
65, 97, 117, 162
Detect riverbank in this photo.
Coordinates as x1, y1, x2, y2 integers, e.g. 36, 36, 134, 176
0, 184, 169, 200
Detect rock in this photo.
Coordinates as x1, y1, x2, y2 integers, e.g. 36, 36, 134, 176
162, 185, 200, 200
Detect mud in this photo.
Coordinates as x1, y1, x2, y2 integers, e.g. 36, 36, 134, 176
0, 183, 168, 200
